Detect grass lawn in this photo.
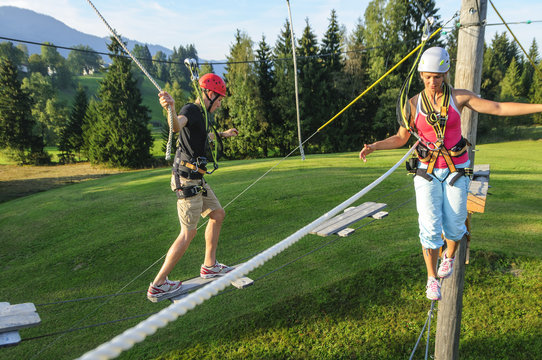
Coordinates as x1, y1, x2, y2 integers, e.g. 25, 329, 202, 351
0, 140, 541, 359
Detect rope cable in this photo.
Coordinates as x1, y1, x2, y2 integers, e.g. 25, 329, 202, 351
83, 0, 175, 160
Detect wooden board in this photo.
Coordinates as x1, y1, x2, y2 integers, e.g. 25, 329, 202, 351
153, 264, 253, 303
310, 202, 387, 237
0, 330, 21, 348
468, 180, 489, 213
472, 164, 490, 180
0, 302, 41, 334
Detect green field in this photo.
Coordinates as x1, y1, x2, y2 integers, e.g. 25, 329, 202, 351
1, 140, 541, 359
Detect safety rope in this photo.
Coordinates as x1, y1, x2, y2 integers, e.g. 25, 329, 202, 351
488, 0, 542, 79
409, 299, 437, 360
76, 144, 418, 360
84, 0, 175, 160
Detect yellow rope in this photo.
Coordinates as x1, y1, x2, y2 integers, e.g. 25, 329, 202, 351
317, 26, 443, 132
489, 0, 542, 79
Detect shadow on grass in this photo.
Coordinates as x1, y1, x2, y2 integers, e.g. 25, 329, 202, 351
159, 250, 541, 360
0, 174, 117, 204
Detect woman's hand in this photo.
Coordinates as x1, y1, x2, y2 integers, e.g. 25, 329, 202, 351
359, 143, 375, 162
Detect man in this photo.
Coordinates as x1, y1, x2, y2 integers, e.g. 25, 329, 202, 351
147, 73, 239, 302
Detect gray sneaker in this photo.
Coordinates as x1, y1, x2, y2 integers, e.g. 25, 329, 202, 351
200, 261, 233, 279
147, 277, 183, 302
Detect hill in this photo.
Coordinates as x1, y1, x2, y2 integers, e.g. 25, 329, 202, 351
0, 5, 227, 76
0, 6, 172, 60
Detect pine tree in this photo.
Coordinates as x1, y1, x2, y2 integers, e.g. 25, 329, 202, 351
59, 86, 88, 162
297, 18, 326, 150
271, 20, 297, 156
86, 36, 153, 168
0, 59, 40, 163
319, 9, 346, 151
532, 62, 542, 125
153, 51, 169, 83
255, 35, 275, 157
520, 39, 539, 98
132, 44, 156, 78
341, 17, 374, 148
221, 30, 261, 158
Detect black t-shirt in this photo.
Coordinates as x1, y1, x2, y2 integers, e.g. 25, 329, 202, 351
178, 103, 207, 159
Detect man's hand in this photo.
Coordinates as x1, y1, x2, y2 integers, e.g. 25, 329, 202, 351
158, 91, 175, 111
221, 128, 239, 138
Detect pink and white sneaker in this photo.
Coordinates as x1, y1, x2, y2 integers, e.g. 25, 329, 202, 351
147, 277, 183, 302
426, 277, 441, 301
200, 261, 233, 279
438, 253, 455, 279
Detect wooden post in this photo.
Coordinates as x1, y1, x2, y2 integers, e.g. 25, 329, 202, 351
435, 1, 487, 359
453, 0, 487, 164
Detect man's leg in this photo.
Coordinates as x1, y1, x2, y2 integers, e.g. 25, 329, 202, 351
153, 228, 197, 285
203, 208, 225, 267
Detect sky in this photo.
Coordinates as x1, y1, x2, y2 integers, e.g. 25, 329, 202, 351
1, 0, 542, 61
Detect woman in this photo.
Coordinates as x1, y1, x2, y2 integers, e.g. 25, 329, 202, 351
359, 47, 542, 301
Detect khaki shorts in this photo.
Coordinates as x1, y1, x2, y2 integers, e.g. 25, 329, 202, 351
171, 175, 222, 231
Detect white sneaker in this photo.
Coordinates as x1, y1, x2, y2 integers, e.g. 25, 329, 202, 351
200, 261, 233, 279
438, 253, 455, 279
426, 277, 441, 301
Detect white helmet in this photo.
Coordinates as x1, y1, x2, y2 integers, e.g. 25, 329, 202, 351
418, 47, 450, 73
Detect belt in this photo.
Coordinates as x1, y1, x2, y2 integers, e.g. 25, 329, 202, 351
179, 161, 206, 175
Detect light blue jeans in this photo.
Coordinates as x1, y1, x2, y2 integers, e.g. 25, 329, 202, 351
414, 161, 470, 249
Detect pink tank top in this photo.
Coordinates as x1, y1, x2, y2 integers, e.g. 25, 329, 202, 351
414, 91, 469, 168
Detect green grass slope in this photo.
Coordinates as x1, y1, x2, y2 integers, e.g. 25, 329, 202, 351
1, 140, 541, 359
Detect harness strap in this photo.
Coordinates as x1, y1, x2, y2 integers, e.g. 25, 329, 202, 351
179, 160, 206, 175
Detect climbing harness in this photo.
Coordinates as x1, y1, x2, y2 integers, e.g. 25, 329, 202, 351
407, 83, 472, 185
395, 13, 471, 186
183, 58, 222, 174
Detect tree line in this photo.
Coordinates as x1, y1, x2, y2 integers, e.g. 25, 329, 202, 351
1, 0, 541, 167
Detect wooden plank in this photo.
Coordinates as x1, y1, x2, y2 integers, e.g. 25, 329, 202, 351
371, 211, 389, 220
310, 202, 387, 237
472, 164, 490, 179
0, 303, 36, 316
0, 313, 41, 332
0, 331, 21, 348
337, 228, 356, 237
467, 180, 489, 213
0, 302, 41, 333
155, 264, 252, 303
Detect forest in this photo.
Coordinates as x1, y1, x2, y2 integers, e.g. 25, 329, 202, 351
1, 0, 540, 168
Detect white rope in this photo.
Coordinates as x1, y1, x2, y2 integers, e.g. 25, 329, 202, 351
77, 144, 417, 360
84, 0, 175, 160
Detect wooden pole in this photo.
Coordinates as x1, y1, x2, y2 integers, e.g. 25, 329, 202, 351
435, 1, 487, 359
453, 0, 487, 164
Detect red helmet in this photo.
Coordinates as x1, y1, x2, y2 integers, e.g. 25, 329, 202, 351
199, 73, 227, 97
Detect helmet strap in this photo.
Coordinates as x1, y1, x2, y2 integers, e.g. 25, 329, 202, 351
203, 90, 219, 113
